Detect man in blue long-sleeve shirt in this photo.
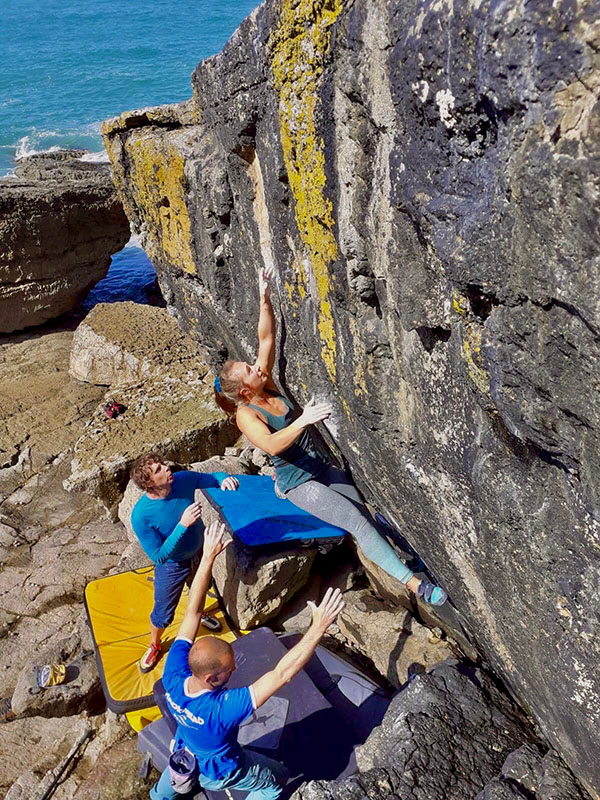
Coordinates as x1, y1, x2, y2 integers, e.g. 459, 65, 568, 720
130, 452, 239, 673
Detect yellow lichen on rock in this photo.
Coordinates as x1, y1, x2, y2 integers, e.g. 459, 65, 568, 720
126, 132, 196, 274
269, 0, 344, 381
452, 291, 491, 397
462, 327, 491, 398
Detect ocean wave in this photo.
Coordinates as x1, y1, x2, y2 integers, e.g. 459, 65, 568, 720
12, 126, 104, 162
80, 150, 110, 163
15, 136, 63, 160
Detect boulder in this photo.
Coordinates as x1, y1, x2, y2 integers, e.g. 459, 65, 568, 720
337, 588, 455, 688
102, 1, 600, 790
196, 487, 316, 629
69, 301, 201, 386
0, 150, 130, 332
476, 743, 589, 800
291, 661, 534, 800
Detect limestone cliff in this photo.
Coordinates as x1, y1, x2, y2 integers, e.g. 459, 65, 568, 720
0, 150, 130, 332
102, 0, 600, 795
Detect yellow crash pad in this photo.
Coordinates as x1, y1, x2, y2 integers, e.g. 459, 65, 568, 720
84, 566, 236, 713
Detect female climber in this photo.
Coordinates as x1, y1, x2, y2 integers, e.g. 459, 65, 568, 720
214, 265, 447, 606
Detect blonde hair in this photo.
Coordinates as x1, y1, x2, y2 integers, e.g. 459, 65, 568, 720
214, 360, 247, 417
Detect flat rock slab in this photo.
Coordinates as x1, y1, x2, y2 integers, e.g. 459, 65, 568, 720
0, 715, 96, 797
0, 519, 128, 699
69, 301, 201, 386
0, 150, 130, 333
0, 331, 105, 488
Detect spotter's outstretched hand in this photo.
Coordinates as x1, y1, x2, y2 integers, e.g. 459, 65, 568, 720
202, 521, 231, 562
307, 587, 345, 634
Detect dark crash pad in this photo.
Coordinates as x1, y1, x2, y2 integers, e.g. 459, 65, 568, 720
141, 628, 362, 796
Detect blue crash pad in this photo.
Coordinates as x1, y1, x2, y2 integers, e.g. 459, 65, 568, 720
200, 474, 346, 548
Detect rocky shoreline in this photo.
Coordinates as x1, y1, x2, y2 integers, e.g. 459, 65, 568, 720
0, 151, 130, 333
1, 0, 598, 796
0, 301, 590, 799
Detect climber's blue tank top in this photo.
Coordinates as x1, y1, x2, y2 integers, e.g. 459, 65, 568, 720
245, 392, 327, 494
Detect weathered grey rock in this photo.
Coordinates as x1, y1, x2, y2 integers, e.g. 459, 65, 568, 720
118, 479, 144, 542
0, 331, 106, 502
102, 0, 600, 792
0, 715, 96, 797
10, 637, 102, 718
0, 519, 128, 700
292, 661, 533, 800
476, 743, 589, 800
0, 150, 130, 332
69, 301, 200, 386
71, 738, 155, 800
337, 588, 455, 688
0, 521, 18, 563
196, 486, 316, 629
2, 711, 131, 800
271, 544, 362, 633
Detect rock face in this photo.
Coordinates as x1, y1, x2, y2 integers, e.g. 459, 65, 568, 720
476, 743, 589, 800
0, 151, 130, 332
292, 660, 534, 800
102, 1, 600, 794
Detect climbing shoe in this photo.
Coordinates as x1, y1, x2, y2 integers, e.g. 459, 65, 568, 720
200, 613, 222, 633
417, 580, 448, 607
139, 642, 162, 674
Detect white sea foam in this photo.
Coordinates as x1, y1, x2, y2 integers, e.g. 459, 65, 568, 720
123, 234, 142, 249
80, 149, 110, 163
15, 135, 63, 160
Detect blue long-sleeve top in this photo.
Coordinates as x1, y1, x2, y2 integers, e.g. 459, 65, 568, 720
131, 470, 228, 565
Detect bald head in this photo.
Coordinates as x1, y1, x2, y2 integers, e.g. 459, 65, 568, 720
189, 637, 235, 683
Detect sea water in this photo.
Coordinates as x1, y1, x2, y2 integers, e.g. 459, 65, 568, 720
0, 0, 259, 309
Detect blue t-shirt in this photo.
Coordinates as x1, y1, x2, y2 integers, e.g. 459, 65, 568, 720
131, 470, 227, 564
163, 638, 255, 780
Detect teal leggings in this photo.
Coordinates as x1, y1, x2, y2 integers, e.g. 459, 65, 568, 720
150, 748, 289, 800
286, 466, 414, 584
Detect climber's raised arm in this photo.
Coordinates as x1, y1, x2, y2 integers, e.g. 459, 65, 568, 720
255, 266, 277, 381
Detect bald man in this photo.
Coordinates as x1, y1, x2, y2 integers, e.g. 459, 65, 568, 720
150, 521, 345, 800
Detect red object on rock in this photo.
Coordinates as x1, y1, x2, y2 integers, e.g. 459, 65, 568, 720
104, 401, 126, 419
